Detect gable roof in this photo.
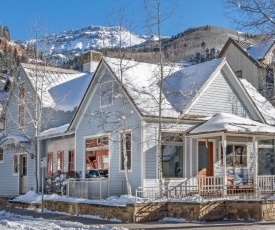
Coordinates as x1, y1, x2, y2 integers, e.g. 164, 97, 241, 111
104, 57, 227, 118
240, 79, 275, 125
20, 63, 92, 111
219, 38, 275, 68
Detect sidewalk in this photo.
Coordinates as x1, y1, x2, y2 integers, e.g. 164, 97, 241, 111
1, 206, 275, 229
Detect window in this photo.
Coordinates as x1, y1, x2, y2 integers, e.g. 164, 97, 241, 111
266, 69, 274, 85
47, 153, 53, 176
0, 148, 3, 162
100, 81, 113, 107
13, 155, 18, 174
68, 150, 75, 171
120, 132, 131, 170
57, 151, 63, 171
19, 83, 25, 99
85, 136, 109, 171
161, 132, 184, 178
19, 105, 25, 126
222, 144, 247, 167
235, 70, 242, 79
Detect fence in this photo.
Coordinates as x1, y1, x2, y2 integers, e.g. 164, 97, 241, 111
67, 178, 124, 200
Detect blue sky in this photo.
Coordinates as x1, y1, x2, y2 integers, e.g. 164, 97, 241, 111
0, 0, 234, 41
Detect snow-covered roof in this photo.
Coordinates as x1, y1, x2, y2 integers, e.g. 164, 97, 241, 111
0, 135, 30, 146
246, 40, 275, 60
21, 63, 92, 111
240, 79, 275, 125
104, 57, 225, 118
38, 123, 71, 139
190, 113, 275, 135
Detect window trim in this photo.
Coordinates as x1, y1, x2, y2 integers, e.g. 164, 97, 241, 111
18, 82, 25, 100
235, 70, 242, 79
13, 154, 18, 175
119, 130, 132, 172
57, 151, 63, 172
100, 81, 113, 108
47, 152, 53, 176
219, 141, 248, 168
84, 134, 110, 173
18, 104, 25, 127
161, 131, 185, 178
68, 150, 75, 172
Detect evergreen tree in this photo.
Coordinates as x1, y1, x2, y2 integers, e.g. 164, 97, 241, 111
0, 24, 2, 38
3, 26, 10, 41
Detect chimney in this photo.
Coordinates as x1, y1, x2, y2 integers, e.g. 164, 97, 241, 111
82, 50, 102, 73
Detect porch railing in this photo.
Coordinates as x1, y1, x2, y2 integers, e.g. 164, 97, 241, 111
257, 175, 275, 193
136, 176, 265, 202
66, 178, 124, 200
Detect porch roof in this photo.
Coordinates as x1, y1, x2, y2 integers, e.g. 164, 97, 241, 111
0, 135, 30, 146
189, 113, 275, 136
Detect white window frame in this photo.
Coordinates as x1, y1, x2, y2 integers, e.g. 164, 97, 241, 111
18, 82, 25, 100
13, 154, 19, 175
84, 134, 110, 173
219, 141, 248, 168
119, 130, 132, 172
18, 104, 25, 127
161, 131, 185, 178
100, 81, 113, 108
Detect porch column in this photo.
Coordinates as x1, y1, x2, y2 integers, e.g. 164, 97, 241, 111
253, 137, 258, 188
222, 133, 227, 195
190, 137, 192, 177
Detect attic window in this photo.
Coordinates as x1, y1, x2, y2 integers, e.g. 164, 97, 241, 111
235, 70, 242, 79
19, 83, 25, 100
100, 81, 113, 107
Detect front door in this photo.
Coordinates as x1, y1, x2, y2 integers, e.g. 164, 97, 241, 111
19, 154, 27, 194
198, 141, 213, 177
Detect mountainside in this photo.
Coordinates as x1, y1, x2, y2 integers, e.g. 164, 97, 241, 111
20, 25, 267, 69
23, 25, 152, 58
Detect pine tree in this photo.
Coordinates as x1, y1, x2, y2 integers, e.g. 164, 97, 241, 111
3, 26, 10, 41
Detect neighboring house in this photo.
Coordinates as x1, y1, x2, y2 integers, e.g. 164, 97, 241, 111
67, 56, 275, 195
0, 62, 93, 196
219, 38, 275, 104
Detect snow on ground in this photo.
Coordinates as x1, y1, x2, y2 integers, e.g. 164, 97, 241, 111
12, 191, 146, 206
0, 210, 126, 230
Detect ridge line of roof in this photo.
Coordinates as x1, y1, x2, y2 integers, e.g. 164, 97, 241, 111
20, 63, 82, 74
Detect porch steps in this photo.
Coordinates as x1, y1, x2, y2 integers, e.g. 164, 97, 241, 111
134, 202, 168, 223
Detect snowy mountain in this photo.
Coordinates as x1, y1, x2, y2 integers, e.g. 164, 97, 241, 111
23, 25, 152, 58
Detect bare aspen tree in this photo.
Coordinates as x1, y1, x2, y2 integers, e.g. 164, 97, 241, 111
223, 0, 275, 37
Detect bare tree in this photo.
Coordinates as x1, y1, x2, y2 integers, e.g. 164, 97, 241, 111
223, 0, 275, 37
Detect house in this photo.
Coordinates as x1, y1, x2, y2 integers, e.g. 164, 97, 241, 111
66, 56, 275, 196
0, 61, 94, 196
219, 38, 275, 104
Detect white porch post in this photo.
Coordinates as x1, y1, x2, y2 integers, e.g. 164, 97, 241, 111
190, 137, 192, 177
253, 137, 258, 188
222, 133, 227, 196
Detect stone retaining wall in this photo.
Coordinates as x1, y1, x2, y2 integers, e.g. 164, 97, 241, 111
1, 197, 275, 222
